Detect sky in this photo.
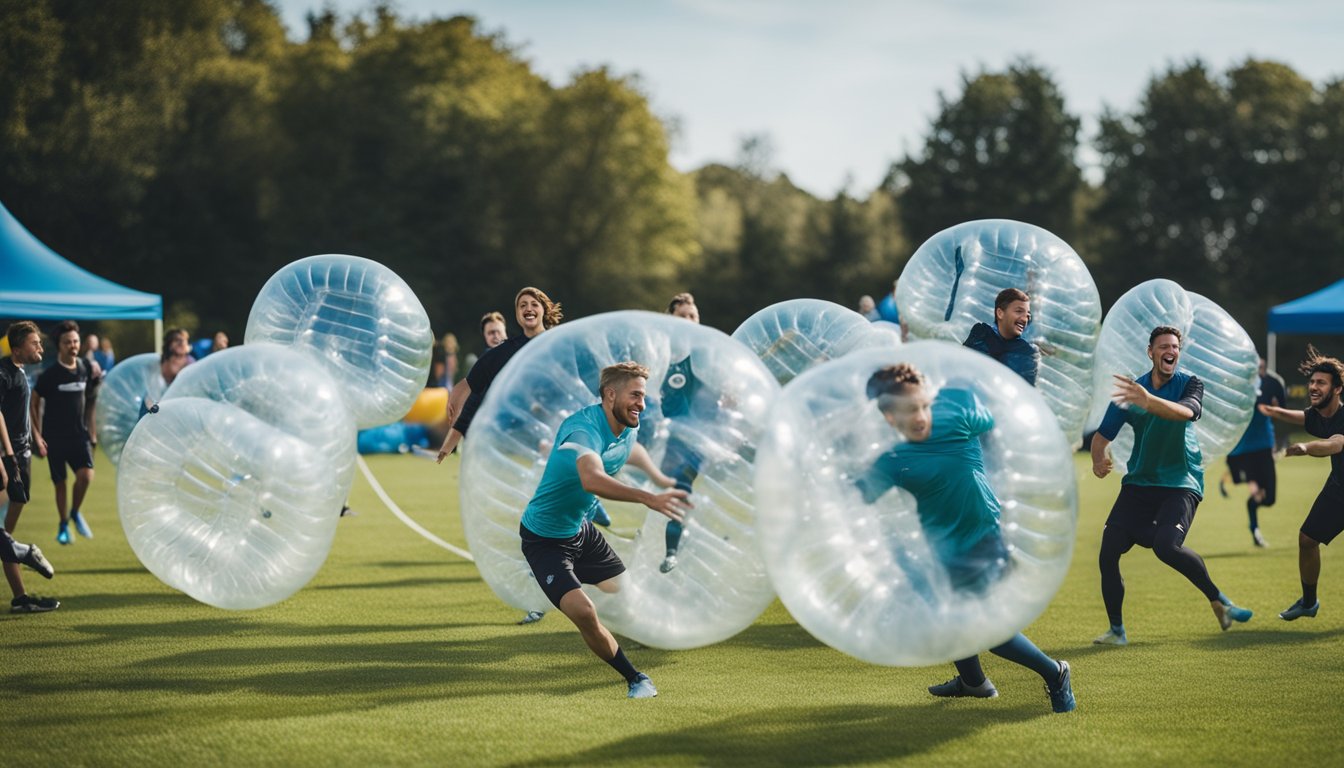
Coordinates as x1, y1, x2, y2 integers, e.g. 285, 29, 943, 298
274, 0, 1344, 197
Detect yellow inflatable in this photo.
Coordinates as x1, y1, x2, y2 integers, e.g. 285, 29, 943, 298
403, 386, 449, 424
0, 336, 8, 356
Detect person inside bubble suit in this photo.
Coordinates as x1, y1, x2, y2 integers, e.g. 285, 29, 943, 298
856, 363, 1075, 713
961, 288, 1039, 385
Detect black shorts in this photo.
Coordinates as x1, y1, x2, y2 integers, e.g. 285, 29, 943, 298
1106, 485, 1201, 548
945, 533, 1011, 595
4, 451, 31, 504
47, 437, 95, 484
1301, 481, 1344, 545
1226, 449, 1276, 504
520, 520, 626, 608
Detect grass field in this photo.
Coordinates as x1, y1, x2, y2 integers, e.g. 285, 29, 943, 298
4, 448, 1342, 767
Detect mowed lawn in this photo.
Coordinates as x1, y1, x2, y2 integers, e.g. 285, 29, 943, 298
4, 448, 1342, 767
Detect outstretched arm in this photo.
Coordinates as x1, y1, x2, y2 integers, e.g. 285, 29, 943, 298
576, 452, 688, 522
1258, 403, 1306, 426
444, 378, 470, 425
435, 428, 464, 464
1286, 434, 1344, 458
625, 442, 676, 488
1111, 375, 1198, 422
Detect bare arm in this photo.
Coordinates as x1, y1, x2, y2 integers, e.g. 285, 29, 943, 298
445, 378, 470, 425
0, 410, 11, 456
1259, 403, 1306, 426
1090, 431, 1114, 478
624, 442, 676, 488
1111, 375, 1195, 421
435, 428, 464, 464
576, 452, 688, 521
1286, 434, 1344, 458
30, 392, 47, 457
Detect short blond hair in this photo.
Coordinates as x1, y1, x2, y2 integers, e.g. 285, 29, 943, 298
599, 361, 650, 395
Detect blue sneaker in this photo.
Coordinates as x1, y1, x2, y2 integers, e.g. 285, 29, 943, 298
627, 673, 657, 699
56, 524, 71, 546
1092, 627, 1127, 646
1280, 598, 1320, 621
592, 506, 612, 527
1047, 661, 1076, 713
1216, 594, 1253, 623
71, 510, 93, 539
928, 676, 997, 698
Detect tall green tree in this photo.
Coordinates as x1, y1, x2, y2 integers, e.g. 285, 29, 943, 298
892, 59, 1083, 249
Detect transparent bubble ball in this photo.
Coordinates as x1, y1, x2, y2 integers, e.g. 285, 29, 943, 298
755, 341, 1078, 666
898, 219, 1101, 440
732, 299, 900, 385
94, 352, 166, 467
459, 311, 780, 649
244, 254, 433, 429
1084, 278, 1258, 468
117, 346, 356, 609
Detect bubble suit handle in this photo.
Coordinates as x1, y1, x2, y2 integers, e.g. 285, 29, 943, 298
898, 219, 1101, 440
245, 254, 433, 429
755, 341, 1078, 666
1084, 279, 1257, 468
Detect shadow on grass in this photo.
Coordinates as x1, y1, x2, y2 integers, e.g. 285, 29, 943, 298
5, 628, 631, 724
1189, 624, 1344, 650
312, 575, 477, 591
510, 701, 1049, 767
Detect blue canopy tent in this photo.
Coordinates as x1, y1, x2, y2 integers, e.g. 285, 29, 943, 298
0, 200, 162, 349
1266, 278, 1344, 372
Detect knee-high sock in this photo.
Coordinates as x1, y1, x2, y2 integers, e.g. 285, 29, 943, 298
953, 656, 986, 687
989, 633, 1060, 684
665, 520, 683, 555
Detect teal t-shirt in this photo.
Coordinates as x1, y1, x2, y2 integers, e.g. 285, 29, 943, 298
856, 389, 1001, 563
521, 404, 638, 538
1098, 371, 1205, 495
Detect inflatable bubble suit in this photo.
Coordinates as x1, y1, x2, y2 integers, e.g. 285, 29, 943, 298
897, 219, 1101, 440
1084, 279, 1257, 468
460, 311, 780, 649
245, 254, 434, 429
117, 345, 356, 609
755, 341, 1078, 666
732, 299, 900, 385
94, 352, 167, 467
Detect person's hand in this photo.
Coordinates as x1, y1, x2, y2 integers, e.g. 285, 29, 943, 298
435, 448, 450, 464
1111, 375, 1149, 409
34, 436, 47, 458
646, 489, 691, 522
1286, 443, 1308, 457
1092, 454, 1113, 479
1257, 403, 1275, 417
3, 456, 28, 503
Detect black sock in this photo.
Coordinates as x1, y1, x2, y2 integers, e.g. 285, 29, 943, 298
606, 647, 641, 683
1246, 499, 1259, 531
1303, 582, 1318, 606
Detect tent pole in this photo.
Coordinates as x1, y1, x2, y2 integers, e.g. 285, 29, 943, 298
155, 317, 163, 357
1267, 332, 1277, 374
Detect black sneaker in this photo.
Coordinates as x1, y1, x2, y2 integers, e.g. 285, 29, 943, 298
11, 594, 60, 613
928, 675, 997, 698
21, 545, 55, 579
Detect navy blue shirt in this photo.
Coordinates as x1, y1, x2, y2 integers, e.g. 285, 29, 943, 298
0, 357, 31, 454
962, 322, 1039, 385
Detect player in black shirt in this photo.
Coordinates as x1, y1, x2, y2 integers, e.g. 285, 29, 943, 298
32, 321, 103, 545
434, 287, 563, 461
1260, 345, 1344, 621
2, 321, 45, 534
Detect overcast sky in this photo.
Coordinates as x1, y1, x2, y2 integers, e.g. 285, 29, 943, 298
274, 0, 1344, 196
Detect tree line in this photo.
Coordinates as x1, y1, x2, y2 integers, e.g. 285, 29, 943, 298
2, 1, 1340, 359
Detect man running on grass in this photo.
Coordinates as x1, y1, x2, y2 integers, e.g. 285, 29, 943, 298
519, 362, 689, 698
1258, 346, 1344, 621
1090, 325, 1253, 645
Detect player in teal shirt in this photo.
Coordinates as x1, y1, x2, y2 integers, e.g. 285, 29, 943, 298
519, 362, 689, 699
859, 363, 1075, 713
1090, 325, 1252, 646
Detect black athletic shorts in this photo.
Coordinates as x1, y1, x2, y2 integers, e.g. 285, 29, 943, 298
520, 519, 626, 608
1301, 481, 1344, 545
1105, 485, 1201, 548
4, 451, 31, 504
1226, 449, 1276, 505
47, 437, 95, 484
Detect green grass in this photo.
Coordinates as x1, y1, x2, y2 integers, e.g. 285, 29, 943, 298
4, 450, 1341, 767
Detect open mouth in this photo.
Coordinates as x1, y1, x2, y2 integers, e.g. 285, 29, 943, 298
1161, 355, 1176, 367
